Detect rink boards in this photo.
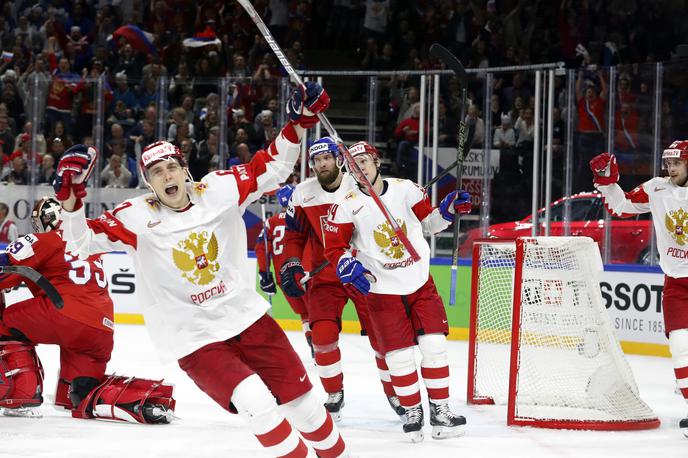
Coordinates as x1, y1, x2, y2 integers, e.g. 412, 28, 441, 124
5, 252, 667, 357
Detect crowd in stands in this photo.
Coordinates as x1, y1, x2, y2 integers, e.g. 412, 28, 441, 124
0, 0, 685, 197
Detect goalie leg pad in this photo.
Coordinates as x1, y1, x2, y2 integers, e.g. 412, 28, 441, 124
0, 341, 44, 409
73, 374, 176, 424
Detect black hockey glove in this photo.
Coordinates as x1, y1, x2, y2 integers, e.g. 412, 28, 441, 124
279, 257, 306, 298
258, 271, 276, 295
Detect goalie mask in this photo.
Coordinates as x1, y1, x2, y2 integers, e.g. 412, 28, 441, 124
31, 197, 62, 233
662, 140, 688, 168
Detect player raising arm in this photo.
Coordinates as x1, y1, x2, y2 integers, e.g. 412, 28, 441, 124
323, 142, 470, 442
590, 143, 688, 437
0, 198, 174, 423
54, 83, 354, 458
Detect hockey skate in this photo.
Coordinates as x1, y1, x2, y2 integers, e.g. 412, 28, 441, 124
680, 416, 688, 438
387, 395, 406, 419
0, 406, 42, 418
324, 390, 344, 422
402, 405, 424, 443
429, 401, 466, 439
135, 402, 177, 424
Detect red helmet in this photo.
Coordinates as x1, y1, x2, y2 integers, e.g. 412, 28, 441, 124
348, 141, 379, 159
140, 141, 187, 170
662, 140, 688, 163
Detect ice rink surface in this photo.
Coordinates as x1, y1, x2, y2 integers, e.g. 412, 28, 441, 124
2, 324, 686, 458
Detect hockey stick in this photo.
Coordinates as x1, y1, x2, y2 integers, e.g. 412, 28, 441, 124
0, 265, 64, 309
237, 0, 420, 263
260, 203, 272, 305
429, 43, 473, 306
300, 174, 452, 285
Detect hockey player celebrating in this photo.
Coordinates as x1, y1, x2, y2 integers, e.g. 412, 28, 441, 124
54, 83, 353, 458
590, 144, 688, 437
323, 141, 470, 442
255, 184, 314, 355
281, 136, 404, 421
0, 197, 175, 423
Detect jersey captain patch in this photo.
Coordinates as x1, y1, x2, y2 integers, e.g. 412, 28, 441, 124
172, 230, 220, 285
666, 208, 688, 246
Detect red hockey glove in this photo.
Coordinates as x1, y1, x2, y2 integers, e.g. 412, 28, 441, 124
589, 152, 619, 186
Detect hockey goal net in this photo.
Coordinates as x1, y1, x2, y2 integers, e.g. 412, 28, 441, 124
467, 237, 659, 430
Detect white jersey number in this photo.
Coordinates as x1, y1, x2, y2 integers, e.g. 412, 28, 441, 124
65, 253, 107, 288
272, 226, 285, 256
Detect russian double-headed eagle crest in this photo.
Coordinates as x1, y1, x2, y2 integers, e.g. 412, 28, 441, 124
172, 231, 219, 285
666, 208, 688, 246
373, 219, 408, 259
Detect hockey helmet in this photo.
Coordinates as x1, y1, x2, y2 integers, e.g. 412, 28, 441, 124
31, 197, 61, 233
276, 184, 295, 208
308, 136, 340, 168
662, 140, 688, 167
140, 141, 187, 170
348, 141, 379, 159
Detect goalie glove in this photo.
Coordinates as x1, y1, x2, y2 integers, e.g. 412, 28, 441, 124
286, 81, 330, 128
53, 144, 98, 201
258, 271, 277, 296
589, 152, 619, 186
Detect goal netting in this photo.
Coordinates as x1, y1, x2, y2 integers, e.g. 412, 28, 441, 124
467, 237, 659, 430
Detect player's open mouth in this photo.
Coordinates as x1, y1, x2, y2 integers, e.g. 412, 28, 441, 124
165, 185, 178, 195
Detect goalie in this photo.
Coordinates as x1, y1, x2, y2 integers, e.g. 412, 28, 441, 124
0, 197, 175, 423
591, 143, 688, 437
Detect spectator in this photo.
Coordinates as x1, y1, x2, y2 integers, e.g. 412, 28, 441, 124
47, 137, 66, 161
493, 114, 516, 148
575, 69, 607, 190
15, 122, 46, 155
45, 53, 79, 136
0, 116, 15, 158
228, 142, 252, 167
16, 55, 51, 124
614, 103, 640, 159
167, 107, 195, 142
394, 102, 421, 179
100, 153, 132, 187
514, 107, 535, 148
192, 126, 218, 180
255, 110, 276, 149
4, 156, 28, 185
0, 202, 18, 243
38, 153, 56, 184
466, 104, 485, 147
111, 72, 138, 114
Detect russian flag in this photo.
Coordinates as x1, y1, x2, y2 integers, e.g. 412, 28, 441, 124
183, 26, 222, 49
110, 25, 157, 55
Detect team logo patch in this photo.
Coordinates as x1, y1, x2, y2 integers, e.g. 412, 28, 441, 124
172, 231, 220, 285
193, 182, 208, 195
666, 208, 688, 246
373, 219, 408, 260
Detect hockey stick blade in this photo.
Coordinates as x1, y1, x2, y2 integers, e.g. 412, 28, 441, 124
430, 44, 467, 84
0, 265, 64, 309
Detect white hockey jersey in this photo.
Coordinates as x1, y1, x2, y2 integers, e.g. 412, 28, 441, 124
324, 178, 449, 295
596, 177, 688, 278
60, 126, 302, 362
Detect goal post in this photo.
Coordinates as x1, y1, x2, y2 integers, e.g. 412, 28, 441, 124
468, 237, 660, 430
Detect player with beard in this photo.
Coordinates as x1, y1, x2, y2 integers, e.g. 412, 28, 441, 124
280, 137, 404, 422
